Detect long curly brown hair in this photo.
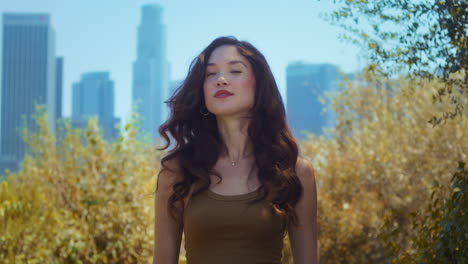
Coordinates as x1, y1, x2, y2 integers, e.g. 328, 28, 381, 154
157, 36, 302, 227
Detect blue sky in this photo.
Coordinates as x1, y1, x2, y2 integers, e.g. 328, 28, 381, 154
1, 0, 363, 124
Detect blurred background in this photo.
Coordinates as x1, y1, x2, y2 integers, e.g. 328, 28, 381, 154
0, 0, 361, 175
0, 0, 466, 263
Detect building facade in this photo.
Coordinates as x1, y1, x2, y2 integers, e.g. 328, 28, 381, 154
132, 4, 169, 142
286, 62, 342, 141
55, 57, 63, 120
72, 72, 120, 142
0, 13, 58, 175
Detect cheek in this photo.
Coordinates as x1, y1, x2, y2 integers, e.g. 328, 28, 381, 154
242, 76, 256, 98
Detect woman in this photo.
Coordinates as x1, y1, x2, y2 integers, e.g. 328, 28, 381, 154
153, 36, 317, 264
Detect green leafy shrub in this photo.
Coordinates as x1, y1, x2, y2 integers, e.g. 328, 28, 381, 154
384, 161, 467, 264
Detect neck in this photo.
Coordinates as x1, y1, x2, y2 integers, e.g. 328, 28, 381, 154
216, 115, 253, 164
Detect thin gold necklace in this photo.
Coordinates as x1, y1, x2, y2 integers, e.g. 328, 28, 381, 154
229, 156, 241, 166
227, 151, 253, 166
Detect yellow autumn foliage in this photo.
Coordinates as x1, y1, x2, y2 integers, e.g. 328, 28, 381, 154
0, 109, 158, 263
296, 72, 467, 263
1, 71, 466, 263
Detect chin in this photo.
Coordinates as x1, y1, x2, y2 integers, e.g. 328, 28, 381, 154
211, 108, 253, 119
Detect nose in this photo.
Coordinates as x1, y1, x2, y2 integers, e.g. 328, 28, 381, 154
216, 76, 228, 86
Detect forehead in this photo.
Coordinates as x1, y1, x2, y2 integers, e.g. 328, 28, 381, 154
207, 45, 249, 65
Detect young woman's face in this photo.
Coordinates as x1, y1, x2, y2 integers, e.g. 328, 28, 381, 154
203, 45, 256, 118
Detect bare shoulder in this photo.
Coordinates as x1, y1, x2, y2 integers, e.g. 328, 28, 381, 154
156, 153, 183, 192
157, 153, 194, 208
160, 152, 182, 173
289, 157, 318, 263
295, 157, 316, 184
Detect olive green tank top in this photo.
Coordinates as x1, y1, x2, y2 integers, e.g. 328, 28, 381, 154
183, 184, 287, 264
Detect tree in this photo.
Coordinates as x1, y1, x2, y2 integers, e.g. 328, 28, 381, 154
384, 162, 467, 264
326, 0, 467, 125
300, 71, 467, 263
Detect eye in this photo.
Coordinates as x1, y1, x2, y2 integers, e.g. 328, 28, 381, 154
206, 72, 216, 76
231, 71, 242, 74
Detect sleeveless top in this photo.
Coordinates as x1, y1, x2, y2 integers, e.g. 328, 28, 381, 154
183, 182, 287, 264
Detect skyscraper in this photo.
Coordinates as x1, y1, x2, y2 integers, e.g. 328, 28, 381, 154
286, 62, 342, 141
55, 57, 63, 120
132, 4, 169, 142
71, 72, 120, 142
55, 57, 63, 134
0, 13, 58, 175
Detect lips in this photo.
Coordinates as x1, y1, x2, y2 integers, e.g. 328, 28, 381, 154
214, 90, 234, 98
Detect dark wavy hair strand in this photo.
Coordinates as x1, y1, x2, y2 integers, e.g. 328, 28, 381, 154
157, 36, 303, 228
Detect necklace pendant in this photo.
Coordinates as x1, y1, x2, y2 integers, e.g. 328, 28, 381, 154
231, 162, 236, 166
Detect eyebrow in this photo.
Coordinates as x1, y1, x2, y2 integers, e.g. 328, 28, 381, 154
207, 60, 248, 68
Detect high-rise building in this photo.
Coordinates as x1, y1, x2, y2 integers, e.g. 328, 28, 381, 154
71, 72, 120, 142
55, 57, 63, 134
0, 13, 58, 175
132, 4, 169, 142
55, 57, 63, 120
286, 62, 342, 141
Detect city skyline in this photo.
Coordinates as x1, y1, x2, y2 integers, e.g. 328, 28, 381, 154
0, 0, 363, 126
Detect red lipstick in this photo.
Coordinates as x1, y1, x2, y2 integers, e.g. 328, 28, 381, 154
214, 90, 234, 98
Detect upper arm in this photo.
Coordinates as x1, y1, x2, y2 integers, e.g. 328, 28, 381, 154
153, 157, 184, 264
288, 157, 318, 264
